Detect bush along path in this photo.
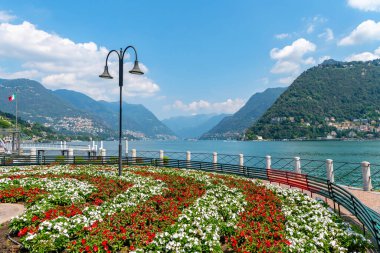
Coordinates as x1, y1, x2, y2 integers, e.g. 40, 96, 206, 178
0, 165, 373, 252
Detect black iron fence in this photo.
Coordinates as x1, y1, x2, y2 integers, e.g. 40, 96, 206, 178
132, 151, 380, 189
0, 154, 379, 248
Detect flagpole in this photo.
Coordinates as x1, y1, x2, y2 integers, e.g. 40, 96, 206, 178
16, 89, 18, 130
15, 91, 18, 130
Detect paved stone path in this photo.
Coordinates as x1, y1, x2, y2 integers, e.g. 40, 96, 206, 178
0, 203, 25, 224
345, 187, 380, 214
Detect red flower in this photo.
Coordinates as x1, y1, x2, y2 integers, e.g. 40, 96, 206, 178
17, 227, 28, 237
81, 239, 86, 245
93, 245, 98, 252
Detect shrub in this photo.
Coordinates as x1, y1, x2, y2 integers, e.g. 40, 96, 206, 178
55, 155, 66, 164
163, 156, 169, 165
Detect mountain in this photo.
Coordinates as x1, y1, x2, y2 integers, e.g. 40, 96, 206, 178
201, 87, 287, 140
0, 78, 111, 138
0, 78, 175, 139
162, 114, 228, 139
0, 110, 61, 141
246, 59, 380, 140
53, 89, 176, 139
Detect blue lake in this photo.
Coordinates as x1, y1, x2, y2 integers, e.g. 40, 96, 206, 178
64, 140, 380, 188
87, 140, 380, 164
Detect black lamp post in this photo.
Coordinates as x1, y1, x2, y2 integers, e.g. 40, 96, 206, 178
99, 46, 144, 176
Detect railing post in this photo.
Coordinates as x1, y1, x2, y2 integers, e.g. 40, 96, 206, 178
100, 148, 106, 164
361, 161, 372, 191
186, 151, 191, 168
266, 155, 271, 170
125, 140, 128, 156
239, 154, 244, 173
159, 150, 164, 166
294, 157, 301, 174
213, 152, 218, 170
30, 148, 36, 164
326, 159, 334, 183
68, 148, 74, 164
131, 149, 136, 164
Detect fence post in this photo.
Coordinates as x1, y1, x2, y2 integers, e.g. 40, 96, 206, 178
239, 154, 244, 173
100, 148, 106, 164
68, 148, 74, 164
186, 151, 191, 168
326, 159, 334, 183
125, 140, 128, 156
294, 157, 301, 174
266, 155, 271, 170
159, 150, 164, 166
30, 148, 37, 164
213, 152, 218, 170
361, 161, 372, 191
131, 149, 136, 164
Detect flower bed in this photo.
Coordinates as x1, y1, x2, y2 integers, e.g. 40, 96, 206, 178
0, 165, 373, 252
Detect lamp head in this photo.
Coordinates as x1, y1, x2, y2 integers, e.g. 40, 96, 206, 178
129, 60, 144, 75
99, 65, 113, 79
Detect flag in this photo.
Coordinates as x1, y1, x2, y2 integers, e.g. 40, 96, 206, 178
8, 94, 15, 101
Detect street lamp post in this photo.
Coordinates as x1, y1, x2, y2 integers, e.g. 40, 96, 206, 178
99, 46, 144, 176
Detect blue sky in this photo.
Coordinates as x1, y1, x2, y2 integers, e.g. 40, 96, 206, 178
0, 0, 380, 119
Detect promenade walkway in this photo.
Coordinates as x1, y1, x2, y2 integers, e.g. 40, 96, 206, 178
0, 204, 25, 224
346, 187, 380, 214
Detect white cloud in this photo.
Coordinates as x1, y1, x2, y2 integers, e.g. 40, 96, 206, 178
0, 21, 159, 101
305, 15, 327, 34
318, 55, 331, 63
275, 33, 290, 40
347, 0, 380, 11
270, 38, 316, 74
345, 47, 380, 61
338, 20, 380, 46
307, 25, 314, 34
168, 98, 245, 114
277, 76, 296, 85
271, 61, 300, 74
0, 11, 16, 23
318, 28, 334, 41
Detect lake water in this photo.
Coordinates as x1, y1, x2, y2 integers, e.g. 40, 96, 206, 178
83, 140, 380, 164
64, 140, 380, 188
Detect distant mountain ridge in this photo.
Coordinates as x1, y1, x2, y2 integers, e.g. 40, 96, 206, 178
53, 89, 176, 139
162, 114, 228, 139
53, 90, 175, 138
0, 78, 175, 139
201, 87, 287, 140
246, 59, 380, 140
0, 78, 108, 137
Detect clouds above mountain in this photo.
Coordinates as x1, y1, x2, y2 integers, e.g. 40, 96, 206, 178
270, 38, 316, 75
0, 20, 159, 101
166, 98, 245, 115
339, 20, 380, 46
347, 0, 380, 12
345, 47, 380, 61
318, 28, 334, 41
